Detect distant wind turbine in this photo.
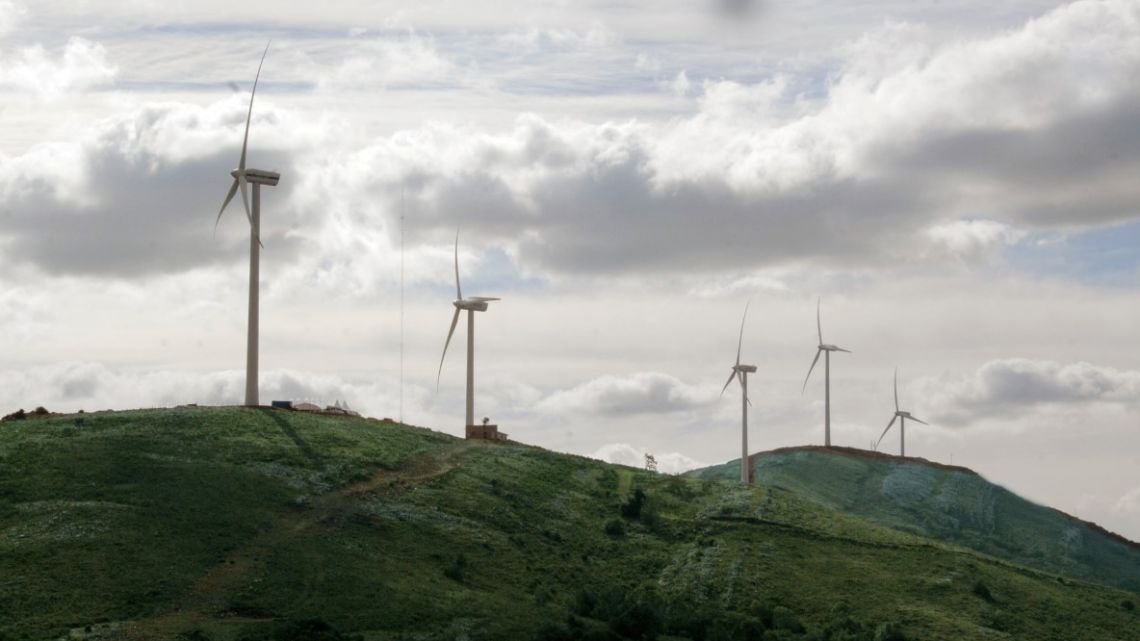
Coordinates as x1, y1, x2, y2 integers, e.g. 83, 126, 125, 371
214, 43, 279, 407
720, 301, 757, 484
437, 232, 500, 430
802, 299, 850, 447
874, 368, 928, 457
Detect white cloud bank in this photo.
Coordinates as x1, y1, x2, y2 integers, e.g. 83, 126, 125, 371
0, 37, 116, 98
535, 372, 719, 417
918, 358, 1140, 426
591, 442, 705, 475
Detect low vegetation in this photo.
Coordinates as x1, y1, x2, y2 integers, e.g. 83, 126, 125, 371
0, 407, 1137, 640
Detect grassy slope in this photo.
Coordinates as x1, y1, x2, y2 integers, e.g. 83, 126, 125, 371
687, 447, 1140, 593
0, 408, 1134, 641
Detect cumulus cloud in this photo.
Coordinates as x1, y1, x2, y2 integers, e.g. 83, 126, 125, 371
0, 98, 309, 276
0, 362, 400, 417
924, 219, 1027, 261
0, 1, 25, 36
317, 31, 480, 92
917, 359, 1140, 426
591, 442, 705, 474
4, 1, 1140, 282
535, 372, 719, 417
0, 37, 116, 98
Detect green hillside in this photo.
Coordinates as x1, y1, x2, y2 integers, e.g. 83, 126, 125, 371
0, 408, 1137, 641
688, 446, 1140, 593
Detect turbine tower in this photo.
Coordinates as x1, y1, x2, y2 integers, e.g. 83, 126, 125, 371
437, 232, 500, 430
802, 299, 850, 447
215, 43, 279, 407
720, 301, 757, 484
875, 368, 929, 457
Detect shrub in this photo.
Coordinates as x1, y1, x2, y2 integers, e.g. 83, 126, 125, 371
621, 488, 648, 520
971, 580, 995, 603
444, 554, 468, 582
604, 519, 626, 538
873, 622, 907, 641
771, 606, 805, 634
1122, 599, 1135, 612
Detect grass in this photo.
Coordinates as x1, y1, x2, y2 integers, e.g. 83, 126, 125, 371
1, 408, 1137, 640
688, 446, 1140, 593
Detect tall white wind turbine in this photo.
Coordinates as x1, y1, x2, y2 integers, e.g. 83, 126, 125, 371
720, 301, 757, 484
802, 299, 850, 446
874, 368, 928, 457
437, 232, 500, 430
215, 43, 279, 407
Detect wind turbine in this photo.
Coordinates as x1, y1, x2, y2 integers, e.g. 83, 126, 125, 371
802, 299, 850, 447
215, 43, 280, 407
720, 301, 757, 484
437, 232, 500, 430
875, 368, 928, 457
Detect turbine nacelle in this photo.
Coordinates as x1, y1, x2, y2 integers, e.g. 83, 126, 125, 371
230, 168, 281, 186
818, 343, 850, 353
734, 364, 758, 373
454, 297, 500, 312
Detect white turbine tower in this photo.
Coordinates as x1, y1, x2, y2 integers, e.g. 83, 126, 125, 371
720, 301, 757, 484
215, 43, 279, 407
802, 299, 850, 447
874, 368, 928, 457
437, 232, 500, 431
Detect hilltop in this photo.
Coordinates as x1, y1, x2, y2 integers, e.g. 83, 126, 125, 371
1, 407, 1138, 641
687, 445, 1140, 592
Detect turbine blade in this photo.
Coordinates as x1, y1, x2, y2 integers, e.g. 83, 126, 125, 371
239, 41, 271, 172
802, 348, 822, 393
214, 179, 239, 233
469, 297, 500, 302
875, 415, 898, 451
894, 367, 899, 412
816, 297, 822, 344
437, 307, 461, 388
735, 300, 750, 366
910, 416, 929, 426
720, 369, 736, 396
454, 230, 462, 300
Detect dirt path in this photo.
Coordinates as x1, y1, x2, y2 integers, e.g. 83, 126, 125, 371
119, 441, 476, 640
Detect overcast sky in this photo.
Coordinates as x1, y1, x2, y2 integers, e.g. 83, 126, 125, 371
2, 0, 1139, 540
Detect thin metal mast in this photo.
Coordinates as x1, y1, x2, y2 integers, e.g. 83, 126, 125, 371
399, 189, 405, 424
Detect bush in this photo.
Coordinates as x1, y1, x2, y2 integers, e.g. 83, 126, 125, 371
604, 519, 626, 538
771, 607, 805, 634
873, 622, 907, 641
971, 580, 995, 603
621, 488, 648, 520
1122, 599, 1135, 612
444, 554, 468, 582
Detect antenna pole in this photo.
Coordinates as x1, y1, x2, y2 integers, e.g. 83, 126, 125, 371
399, 189, 405, 424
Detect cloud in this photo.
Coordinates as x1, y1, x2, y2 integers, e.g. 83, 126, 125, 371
0, 1, 24, 36
0, 98, 310, 276
535, 372, 719, 418
0, 37, 116, 98
0, 362, 400, 418
917, 359, 1140, 426
316, 31, 480, 92
590, 442, 705, 474
924, 219, 1027, 261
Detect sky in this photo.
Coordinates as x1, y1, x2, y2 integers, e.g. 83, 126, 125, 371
1, 0, 1139, 540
